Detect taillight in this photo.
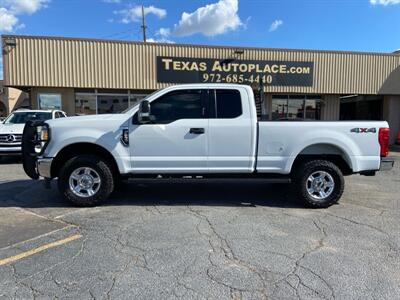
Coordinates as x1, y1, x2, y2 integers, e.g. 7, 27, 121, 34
378, 128, 390, 157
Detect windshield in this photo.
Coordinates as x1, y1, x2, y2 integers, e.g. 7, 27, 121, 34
4, 112, 52, 124
121, 90, 162, 114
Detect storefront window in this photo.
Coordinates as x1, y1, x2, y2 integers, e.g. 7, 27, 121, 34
272, 95, 321, 120
75, 90, 150, 115
340, 95, 383, 121
129, 94, 147, 108
271, 95, 288, 120
75, 93, 96, 115
305, 96, 321, 120
287, 95, 304, 120
38, 94, 62, 110
97, 95, 129, 114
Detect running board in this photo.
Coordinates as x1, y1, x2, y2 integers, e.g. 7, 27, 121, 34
125, 175, 291, 183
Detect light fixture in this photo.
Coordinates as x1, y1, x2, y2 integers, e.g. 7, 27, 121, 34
3, 38, 16, 47
233, 49, 244, 56
340, 94, 358, 99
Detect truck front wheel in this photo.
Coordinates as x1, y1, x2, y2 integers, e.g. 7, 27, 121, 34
294, 160, 344, 208
58, 155, 115, 207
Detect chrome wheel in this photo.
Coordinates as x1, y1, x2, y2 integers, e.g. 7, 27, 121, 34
306, 171, 335, 200
69, 167, 101, 198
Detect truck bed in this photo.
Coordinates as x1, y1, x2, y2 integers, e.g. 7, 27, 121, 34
256, 121, 388, 174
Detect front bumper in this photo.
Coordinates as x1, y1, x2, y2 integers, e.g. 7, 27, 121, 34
21, 120, 49, 180
37, 157, 53, 178
0, 146, 22, 155
380, 157, 395, 171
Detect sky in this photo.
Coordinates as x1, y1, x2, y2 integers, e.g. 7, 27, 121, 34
0, 0, 400, 54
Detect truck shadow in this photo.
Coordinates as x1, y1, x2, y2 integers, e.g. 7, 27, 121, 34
112, 179, 301, 208
0, 179, 303, 209
0, 157, 22, 165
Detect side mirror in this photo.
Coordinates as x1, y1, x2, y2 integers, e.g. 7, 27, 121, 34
138, 100, 152, 124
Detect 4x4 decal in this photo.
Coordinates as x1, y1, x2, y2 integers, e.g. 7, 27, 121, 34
350, 128, 376, 133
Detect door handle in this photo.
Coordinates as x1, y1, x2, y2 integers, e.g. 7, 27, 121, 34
189, 128, 205, 134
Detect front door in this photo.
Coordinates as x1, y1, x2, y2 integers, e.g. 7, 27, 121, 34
129, 89, 209, 173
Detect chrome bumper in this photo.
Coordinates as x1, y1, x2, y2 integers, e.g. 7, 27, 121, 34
379, 157, 395, 171
37, 158, 53, 178
0, 146, 21, 153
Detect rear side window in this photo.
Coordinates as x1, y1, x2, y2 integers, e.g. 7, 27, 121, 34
213, 89, 242, 119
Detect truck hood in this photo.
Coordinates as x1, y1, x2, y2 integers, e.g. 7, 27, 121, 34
46, 113, 130, 128
0, 123, 25, 134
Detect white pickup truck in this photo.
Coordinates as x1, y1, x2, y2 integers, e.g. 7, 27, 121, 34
22, 84, 394, 208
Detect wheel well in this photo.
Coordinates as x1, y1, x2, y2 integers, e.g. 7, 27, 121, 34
51, 143, 120, 178
291, 144, 353, 176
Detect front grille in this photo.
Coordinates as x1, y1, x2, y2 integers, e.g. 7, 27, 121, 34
0, 134, 22, 144
0, 143, 22, 147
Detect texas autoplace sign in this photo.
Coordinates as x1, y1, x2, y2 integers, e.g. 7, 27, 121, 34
156, 56, 314, 87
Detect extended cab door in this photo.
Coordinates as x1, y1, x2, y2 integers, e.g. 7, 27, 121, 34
129, 89, 209, 173
208, 88, 257, 173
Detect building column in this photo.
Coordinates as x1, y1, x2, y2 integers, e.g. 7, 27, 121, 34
383, 96, 400, 144
264, 94, 272, 120
321, 95, 340, 121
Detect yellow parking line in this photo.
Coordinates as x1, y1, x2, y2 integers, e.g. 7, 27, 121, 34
0, 234, 82, 267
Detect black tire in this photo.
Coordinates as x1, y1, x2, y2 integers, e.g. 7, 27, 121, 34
293, 159, 344, 208
58, 155, 115, 207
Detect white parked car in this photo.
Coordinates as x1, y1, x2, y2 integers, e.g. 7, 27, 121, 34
21, 84, 394, 208
0, 109, 67, 158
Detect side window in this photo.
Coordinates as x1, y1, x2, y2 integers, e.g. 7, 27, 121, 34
55, 112, 60, 119
214, 89, 243, 119
150, 89, 205, 124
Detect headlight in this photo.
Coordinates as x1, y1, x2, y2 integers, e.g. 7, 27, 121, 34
37, 126, 49, 142
35, 125, 50, 154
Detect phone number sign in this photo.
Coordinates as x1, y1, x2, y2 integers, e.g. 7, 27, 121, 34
156, 56, 314, 87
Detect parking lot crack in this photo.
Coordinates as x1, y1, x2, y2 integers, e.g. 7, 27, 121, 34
171, 257, 201, 298
11, 235, 87, 295
105, 255, 140, 299
18, 279, 44, 300
186, 206, 269, 299
89, 290, 96, 300
325, 212, 387, 236
274, 219, 335, 300
324, 212, 399, 253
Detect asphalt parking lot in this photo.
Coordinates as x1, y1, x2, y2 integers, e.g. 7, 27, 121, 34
0, 153, 399, 300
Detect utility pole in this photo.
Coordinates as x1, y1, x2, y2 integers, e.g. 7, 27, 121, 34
141, 5, 147, 42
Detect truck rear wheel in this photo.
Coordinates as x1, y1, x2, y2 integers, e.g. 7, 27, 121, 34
58, 155, 114, 207
294, 160, 344, 208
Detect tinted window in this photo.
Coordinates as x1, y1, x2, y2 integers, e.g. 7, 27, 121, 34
4, 112, 52, 124
55, 112, 65, 118
150, 90, 204, 124
215, 89, 242, 118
